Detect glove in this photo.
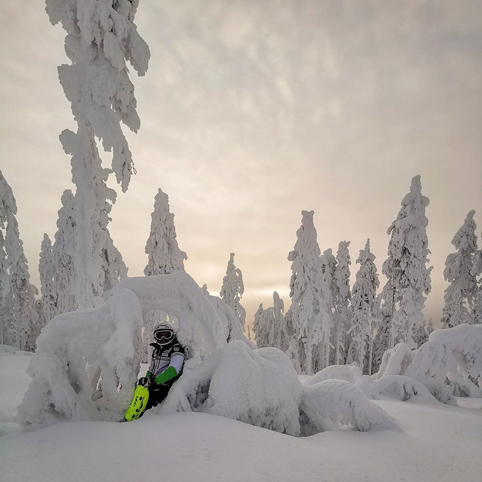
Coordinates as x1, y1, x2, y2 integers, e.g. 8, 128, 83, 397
146, 371, 152, 378
154, 366, 178, 385
137, 377, 150, 387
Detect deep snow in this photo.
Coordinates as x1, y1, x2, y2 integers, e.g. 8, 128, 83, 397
1, 350, 481, 482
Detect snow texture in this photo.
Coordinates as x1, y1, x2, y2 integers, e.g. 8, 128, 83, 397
304, 364, 363, 386
300, 379, 397, 434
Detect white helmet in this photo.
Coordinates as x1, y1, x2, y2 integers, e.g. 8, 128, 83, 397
153, 321, 176, 346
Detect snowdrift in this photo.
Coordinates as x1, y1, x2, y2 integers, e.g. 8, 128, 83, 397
373, 324, 482, 403
159, 341, 396, 436
19, 273, 248, 429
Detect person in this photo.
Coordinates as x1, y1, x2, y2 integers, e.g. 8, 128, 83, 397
124, 321, 185, 421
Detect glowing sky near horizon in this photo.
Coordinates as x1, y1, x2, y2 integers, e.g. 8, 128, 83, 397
0, 0, 481, 329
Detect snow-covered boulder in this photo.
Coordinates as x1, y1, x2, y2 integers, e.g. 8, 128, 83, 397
160, 341, 303, 436
300, 379, 397, 435
304, 364, 363, 386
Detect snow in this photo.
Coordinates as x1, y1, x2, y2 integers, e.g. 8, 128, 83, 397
1, 349, 482, 482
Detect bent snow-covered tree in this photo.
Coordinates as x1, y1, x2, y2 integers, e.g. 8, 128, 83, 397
220, 253, 246, 329
441, 210, 479, 328
382, 175, 432, 349
46, 0, 150, 310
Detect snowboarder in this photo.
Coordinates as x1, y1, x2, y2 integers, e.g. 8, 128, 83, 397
124, 321, 185, 421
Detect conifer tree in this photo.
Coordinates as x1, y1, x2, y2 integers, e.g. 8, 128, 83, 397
272, 291, 286, 350
220, 253, 246, 328
253, 303, 270, 348
332, 241, 352, 365
46, 0, 150, 309
382, 176, 432, 349
0, 171, 38, 350
39, 234, 55, 323
286, 211, 332, 374
441, 211, 478, 328
144, 188, 187, 276
372, 283, 394, 374
471, 243, 482, 324
349, 240, 379, 374
51, 190, 77, 316
0, 231, 8, 345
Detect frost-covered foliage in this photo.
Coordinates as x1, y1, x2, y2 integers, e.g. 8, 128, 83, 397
374, 324, 482, 402
0, 171, 38, 351
144, 188, 187, 276
441, 211, 479, 328
332, 241, 352, 365
0, 231, 8, 346
39, 234, 54, 323
220, 253, 246, 328
101, 228, 128, 293
304, 364, 362, 386
300, 379, 397, 434
160, 341, 303, 436
472, 246, 482, 324
46, 0, 149, 310
372, 282, 395, 374
253, 292, 286, 350
382, 175, 432, 349
19, 272, 248, 428
50, 190, 77, 316
348, 240, 379, 374
287, 211, 332, 374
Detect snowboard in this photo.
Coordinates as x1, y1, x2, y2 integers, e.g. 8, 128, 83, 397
123, 384, 149, 422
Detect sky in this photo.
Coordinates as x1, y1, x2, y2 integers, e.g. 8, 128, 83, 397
1, 0, 481, 330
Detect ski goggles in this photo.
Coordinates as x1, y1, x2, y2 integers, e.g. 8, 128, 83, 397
154, 330, 174, 343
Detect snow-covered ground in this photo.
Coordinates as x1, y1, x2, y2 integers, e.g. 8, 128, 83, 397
1, 349, 481, 482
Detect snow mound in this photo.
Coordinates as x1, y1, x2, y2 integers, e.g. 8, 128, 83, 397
19, 273, 248, 429
160, 341, 303, 436
374, 324, 482, 402
304, 364, 362, 386
357, 375, 439, 404
300, 379, 398, 435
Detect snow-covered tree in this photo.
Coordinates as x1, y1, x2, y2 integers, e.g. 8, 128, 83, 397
272, 291, 287, 350
372, 282, 395, 374
441, 211, 478, 328
0, 172, 38, 350
46, 0, 150, 310
332, 241, 352, 365
253, 303, 269, 348
382, 175, 432, 349
427, 318, 434, 335
0, 231, 8, 345
220, 253, 246, 328
39, 234, 55, 323
144, 188, 187, 276
201, 284, 210, 296
348, 240, 379, 374
471, 245, 482, 324
51, 190, 77, 316
286, 211, 332, 374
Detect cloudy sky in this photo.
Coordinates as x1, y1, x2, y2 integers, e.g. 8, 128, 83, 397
1, 0, 481, 329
